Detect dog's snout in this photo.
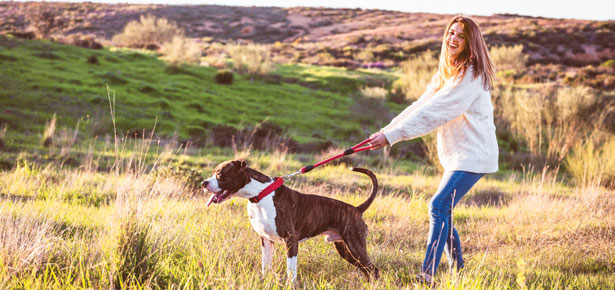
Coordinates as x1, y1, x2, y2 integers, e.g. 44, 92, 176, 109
201, 180, 209, 188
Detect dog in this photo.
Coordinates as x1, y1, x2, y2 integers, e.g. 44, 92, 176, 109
202, 160, 380, 283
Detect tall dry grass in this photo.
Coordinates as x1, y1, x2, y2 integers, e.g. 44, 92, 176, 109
494, 84, 614, 171
42, 113, 56, 148
160, 36, 202, 67
489, 44, 528, 72
566, 134, 615, 188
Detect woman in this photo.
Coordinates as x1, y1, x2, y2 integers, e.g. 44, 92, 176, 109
369, 15, 498, 283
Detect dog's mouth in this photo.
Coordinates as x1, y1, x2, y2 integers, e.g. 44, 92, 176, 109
206, 190, 234, 207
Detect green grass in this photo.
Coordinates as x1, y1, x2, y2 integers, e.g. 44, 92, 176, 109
0, 36, 395, 148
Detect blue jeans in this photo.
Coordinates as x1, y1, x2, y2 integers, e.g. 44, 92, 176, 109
421, 171, 484, 276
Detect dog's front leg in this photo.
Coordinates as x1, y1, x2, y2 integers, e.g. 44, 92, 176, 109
261, 237, 274, 275
284, 238, 299, 283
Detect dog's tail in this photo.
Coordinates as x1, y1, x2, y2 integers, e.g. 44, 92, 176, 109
352, 167, 378, 214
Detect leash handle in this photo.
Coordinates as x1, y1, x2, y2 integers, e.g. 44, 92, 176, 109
300, 138, 373, 174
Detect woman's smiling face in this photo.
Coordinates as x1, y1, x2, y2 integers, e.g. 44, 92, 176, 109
446, 22, 467, 59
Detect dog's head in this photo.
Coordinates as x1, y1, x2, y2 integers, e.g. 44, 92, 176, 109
202, 160, 251, 206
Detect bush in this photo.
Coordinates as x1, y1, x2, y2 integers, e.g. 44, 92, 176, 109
87, 55, 99, 64
215, 70, 233, 85
226, 43, 276, 77
392, 50, 438, 102
112, 14, 183, 48
355, 49, 374, 62
489, 44, 528, 72
159, 36, 202, 67
601, 59, 615, 68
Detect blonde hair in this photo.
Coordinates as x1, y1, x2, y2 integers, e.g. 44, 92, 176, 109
433, 15, 495, 91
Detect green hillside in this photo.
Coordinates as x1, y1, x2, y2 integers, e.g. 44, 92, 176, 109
0, 35, 398, 151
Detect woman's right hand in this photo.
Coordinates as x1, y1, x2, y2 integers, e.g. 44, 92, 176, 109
369, 132, 390, 150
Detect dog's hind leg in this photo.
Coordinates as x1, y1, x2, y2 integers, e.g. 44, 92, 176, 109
340, 235, 380, 279
334, 241, 362, 267
261, 237, 274, 275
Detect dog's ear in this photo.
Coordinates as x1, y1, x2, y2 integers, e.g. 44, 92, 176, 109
231, 160, 247, 171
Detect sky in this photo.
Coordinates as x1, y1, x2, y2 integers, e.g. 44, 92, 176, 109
10, 0, 615, 21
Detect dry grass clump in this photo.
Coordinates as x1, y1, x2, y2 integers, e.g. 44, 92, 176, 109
360, 86, 388, 101
42, 113, 56, 148
112, 14, 183, 48
566, 135, 615, 188
0, 211, 61, 276
159, 35, 202, 67
226, 43, 276, 77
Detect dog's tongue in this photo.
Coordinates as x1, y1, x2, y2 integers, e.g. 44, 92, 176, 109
206, 194, 217, 207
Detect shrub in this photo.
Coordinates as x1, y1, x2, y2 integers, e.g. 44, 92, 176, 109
392, 50, 438, 102
489, 44, 528, 72
601, 59, 615, 68
355, 49, 374, 62
226, 43, 276, 77
112, 14, 183, 48
215, 70, 234, 85
87, 55, 99, 64
159, 36, 202, 67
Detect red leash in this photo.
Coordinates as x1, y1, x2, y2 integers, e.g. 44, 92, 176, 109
299, 138, 374, 174
250, 138, 374, 203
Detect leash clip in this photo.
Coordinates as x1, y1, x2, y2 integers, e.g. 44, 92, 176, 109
281, 170, 302, 179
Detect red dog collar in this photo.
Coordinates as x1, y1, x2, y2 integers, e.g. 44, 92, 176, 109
249, 177, 284, 203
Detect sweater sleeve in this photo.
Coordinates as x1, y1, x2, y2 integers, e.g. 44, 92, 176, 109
382, 70, 483, 145
380, 82, 436, 132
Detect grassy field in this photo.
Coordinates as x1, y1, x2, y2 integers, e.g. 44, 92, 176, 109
1, 144, 614, 289
1, 35, 615, 289
0, 35, 398, 148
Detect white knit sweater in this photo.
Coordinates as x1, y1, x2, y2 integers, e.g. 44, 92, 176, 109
381, 68, 498, 173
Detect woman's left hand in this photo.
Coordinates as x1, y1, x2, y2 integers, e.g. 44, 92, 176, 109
369, 132, 390, 150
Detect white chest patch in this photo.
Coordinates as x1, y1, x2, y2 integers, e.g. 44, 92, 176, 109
247, 194, 283, 243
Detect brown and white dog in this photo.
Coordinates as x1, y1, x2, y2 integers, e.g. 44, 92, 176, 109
202, 160, 380, 282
